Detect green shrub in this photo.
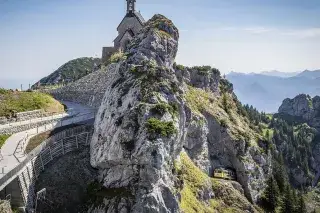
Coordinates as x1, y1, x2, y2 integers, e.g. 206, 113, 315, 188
175, 64, 185, 70
151, 103, 179, 117
146, 118, 177, 137
152, 103, 168, 115
220, 119, 228, 128
0, 135, 11, 148
109, 51, 127, 63
130, 66, 138, 73
219, 79, 233, 93
0, 88, 10, 95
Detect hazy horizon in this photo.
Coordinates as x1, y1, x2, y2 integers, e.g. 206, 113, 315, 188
1, 0, 320, 89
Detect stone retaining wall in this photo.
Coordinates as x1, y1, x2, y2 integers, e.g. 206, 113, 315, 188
0, 117, 65, 135
47, 64, 117, 108
0, 110, 59, 125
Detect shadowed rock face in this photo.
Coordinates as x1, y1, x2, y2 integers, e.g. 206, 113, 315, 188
89, 14, 269, 212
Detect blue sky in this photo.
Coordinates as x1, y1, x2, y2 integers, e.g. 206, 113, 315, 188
0, 0, 320, 89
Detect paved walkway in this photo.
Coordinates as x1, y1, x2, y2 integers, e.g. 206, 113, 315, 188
0, 101, 95, 179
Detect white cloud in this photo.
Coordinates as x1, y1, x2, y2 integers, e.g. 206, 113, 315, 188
243, 27, 274, 34
280, 28, 320, 38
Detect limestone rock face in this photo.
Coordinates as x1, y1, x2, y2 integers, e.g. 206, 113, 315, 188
278, 94, 320, 130
278, 94, 320, 186
89, 14, 269, 212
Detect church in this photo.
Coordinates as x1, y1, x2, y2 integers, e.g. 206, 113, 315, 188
101, 0, 146, 62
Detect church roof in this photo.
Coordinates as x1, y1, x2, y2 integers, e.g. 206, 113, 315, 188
113, 28, 135, 43
117, 11, 146, 31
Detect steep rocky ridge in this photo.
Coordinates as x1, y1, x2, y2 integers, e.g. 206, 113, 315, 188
276, 94, 320, 187
88, 14, 270, 212
278, 94, 320, 130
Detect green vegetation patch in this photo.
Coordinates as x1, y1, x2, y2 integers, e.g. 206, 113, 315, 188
34, 57, 100, 88
219, 78, 233, 93
109, 51, 127, 64
151, 102, 179, 117
0, 89, 64, 117
146, 118, 176, 137
175, 64, 185, 71
185, 86, 261, 144
175, 152, 260, 213
155, 29, 172, 39
0, 135, 11, 148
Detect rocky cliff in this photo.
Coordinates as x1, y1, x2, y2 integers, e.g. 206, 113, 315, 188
88, 14, 270, 212
277, 94, 320, 187
278, 94, 320, 130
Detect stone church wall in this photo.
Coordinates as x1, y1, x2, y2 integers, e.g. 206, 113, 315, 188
116, 31, 133, 50
117, 16, 143, 36
102, 46, 117, 63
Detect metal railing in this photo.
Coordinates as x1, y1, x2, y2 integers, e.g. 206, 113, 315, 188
0, 112, 96, 190
12, 111, 96, 158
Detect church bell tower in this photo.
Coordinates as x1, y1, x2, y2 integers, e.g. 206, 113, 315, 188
126, 0, 136, 14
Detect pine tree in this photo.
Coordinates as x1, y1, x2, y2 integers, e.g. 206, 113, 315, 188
261, 176, 280, 212
280, 184, 294, 213
297, 193, 307, 213
273, 157, 286, 193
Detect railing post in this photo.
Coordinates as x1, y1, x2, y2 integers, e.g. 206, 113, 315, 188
85, 133, 89, 145
62, 139, 65, 155
31, 159, 38, 179
39, 153, 44, 170
49, 146, 53, 161
76, 135, 79, 148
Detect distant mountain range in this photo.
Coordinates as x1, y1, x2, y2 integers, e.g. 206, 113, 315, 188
258, 70, 300, 78
226, 69, 320, 113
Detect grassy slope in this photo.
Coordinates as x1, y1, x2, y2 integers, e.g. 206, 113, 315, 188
0, 134, 11, 148
185, 86, 261, 145
0, 89, 64, 117
175, 152, 262, 213
34, 57, 100, 88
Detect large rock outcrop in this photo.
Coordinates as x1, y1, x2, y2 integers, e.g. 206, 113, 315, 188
277, 94, 320, 186
278, 94, 320, 130
89, 14, 270, 212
